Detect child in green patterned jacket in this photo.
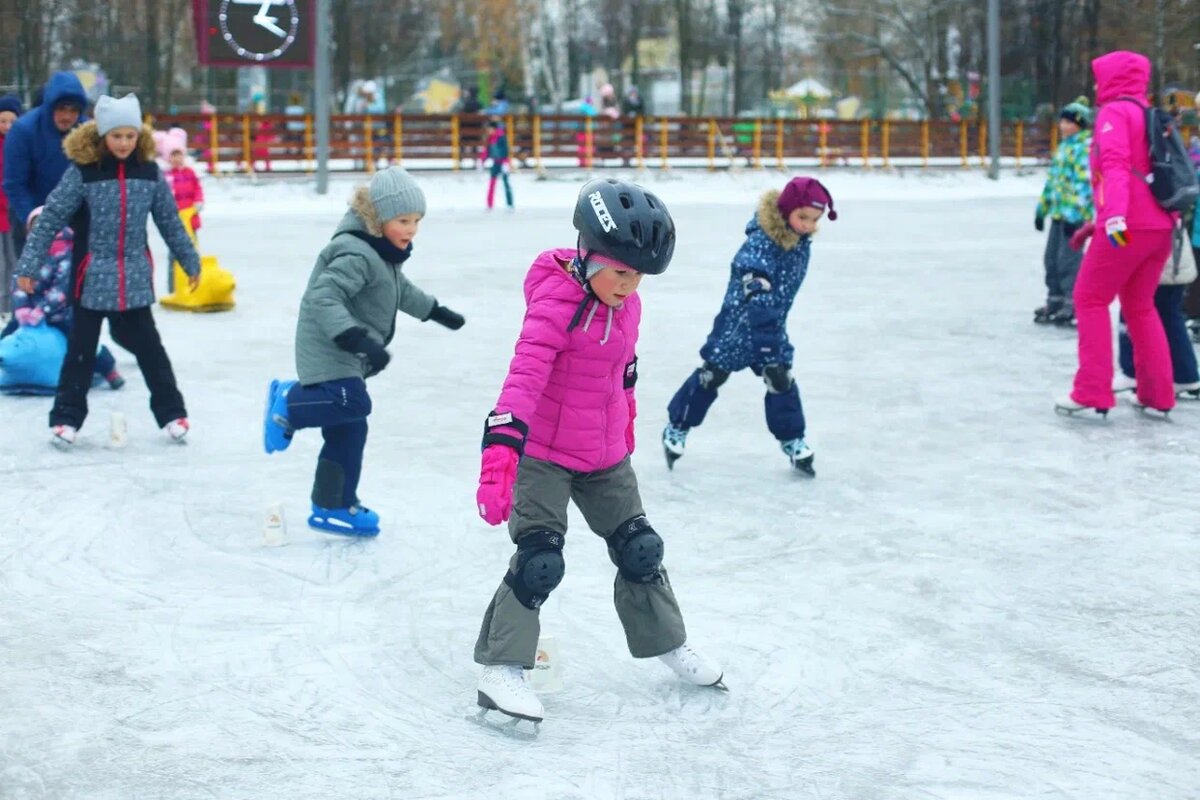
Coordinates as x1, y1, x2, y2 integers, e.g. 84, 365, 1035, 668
1034, 97, 1094, 327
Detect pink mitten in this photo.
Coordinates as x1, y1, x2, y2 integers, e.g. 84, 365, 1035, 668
14, 307, 44, 327
1069, 222, 1095, 252
476, 444, 520, 525
625, 394, 637, 454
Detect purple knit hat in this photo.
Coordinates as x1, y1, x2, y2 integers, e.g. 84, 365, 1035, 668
777, 176, 837, 221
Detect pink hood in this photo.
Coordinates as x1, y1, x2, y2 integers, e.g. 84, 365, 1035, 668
1089, 51, 1173, 231
493, 248, 639, 473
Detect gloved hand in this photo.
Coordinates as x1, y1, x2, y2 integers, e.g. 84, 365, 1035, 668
1069, 222, 1095, 251
334, 327, 391, 377
1105, 216, 1130, 248
741, 271, 772, 298
476, 444, 519, 525
14, 307, 44, 327
625, 395, 636, 453
426, 301, 465, 330
1035, 212, 1045, 232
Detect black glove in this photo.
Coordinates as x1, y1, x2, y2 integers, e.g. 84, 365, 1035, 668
1035, 212, 1045, 232
426, 301, 465, 330
1062, 221, 1080, 238
333, 327, 391, 377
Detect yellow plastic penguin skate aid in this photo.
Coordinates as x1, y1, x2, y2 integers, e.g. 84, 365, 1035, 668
160, 207, 237, 313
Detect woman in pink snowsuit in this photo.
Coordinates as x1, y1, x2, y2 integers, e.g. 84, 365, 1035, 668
1057, 51, 1175, 415
470, 179, 723, 726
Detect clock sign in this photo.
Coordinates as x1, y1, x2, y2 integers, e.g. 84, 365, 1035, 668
202, 0, 314, 68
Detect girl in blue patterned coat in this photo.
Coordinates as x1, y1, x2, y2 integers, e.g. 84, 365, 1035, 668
662, 176, 835, 476
16, 94, 200, 447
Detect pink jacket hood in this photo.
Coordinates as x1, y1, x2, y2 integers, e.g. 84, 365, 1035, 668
1092, 51, 1150, 105
1089, 51, 1173, 231
493, 248, 639, 473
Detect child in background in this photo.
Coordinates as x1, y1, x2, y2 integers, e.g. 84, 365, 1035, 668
262, 167, 465, 536
161, 129, 204, 232
3, 209, 124, 389
158, 128, 204, 293
480, 116, 514, 211
1033, 97, 1094, 327
0, 95, 23, 317
16, 94, 199, 446
662, 176, 836, 476
472, 178, 723, 725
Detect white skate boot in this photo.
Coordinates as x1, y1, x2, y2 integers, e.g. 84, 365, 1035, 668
477, 665, 544, 722
1112, 374, 1137, 394
1176, 382, 1200, 401
1054, 395, 1108, 417
165, 418, 190, 442
658, 642, 726, 689
51, 424, 77, 448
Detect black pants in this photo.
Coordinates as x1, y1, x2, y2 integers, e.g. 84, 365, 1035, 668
50, 306, 186, 429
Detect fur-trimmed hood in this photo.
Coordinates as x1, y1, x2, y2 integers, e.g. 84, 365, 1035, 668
62, 121, 158, 166
350, 185, 385, 236
755, 190, 802, 251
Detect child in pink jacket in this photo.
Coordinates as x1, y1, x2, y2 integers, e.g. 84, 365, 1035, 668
1056, 50, 1176, 416
471, 178, 723, 725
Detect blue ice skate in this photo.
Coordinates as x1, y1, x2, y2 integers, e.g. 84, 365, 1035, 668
308, 503, 381, 537
263, 379, 297, 454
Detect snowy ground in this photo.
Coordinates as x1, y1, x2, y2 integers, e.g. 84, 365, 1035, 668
2, 169, 1198, 800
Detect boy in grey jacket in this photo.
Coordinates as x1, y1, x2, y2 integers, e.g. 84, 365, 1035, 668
262, 168, 465, 536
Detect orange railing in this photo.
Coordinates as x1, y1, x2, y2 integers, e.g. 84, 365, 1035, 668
150, 112, 1087, 175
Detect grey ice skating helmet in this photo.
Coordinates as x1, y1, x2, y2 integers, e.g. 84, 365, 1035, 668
573, 178, 676, 275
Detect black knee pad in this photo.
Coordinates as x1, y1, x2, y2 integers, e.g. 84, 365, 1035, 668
607, 515, 664, 583
504, 530, 566, 610
762, 364, 794, 393
698, 363, 731, 391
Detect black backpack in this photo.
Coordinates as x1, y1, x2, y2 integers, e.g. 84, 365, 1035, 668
1115, 97, 1199, 212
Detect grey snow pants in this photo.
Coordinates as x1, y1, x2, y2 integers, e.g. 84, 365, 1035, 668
1044, 219, 1084, 313
473, 455, 688, 669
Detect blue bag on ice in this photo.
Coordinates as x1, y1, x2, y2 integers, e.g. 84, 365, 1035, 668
0, 321, 68, 396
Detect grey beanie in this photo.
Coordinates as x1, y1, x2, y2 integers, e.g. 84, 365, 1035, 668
369, 167, 426, 221
95, 93, 143, 137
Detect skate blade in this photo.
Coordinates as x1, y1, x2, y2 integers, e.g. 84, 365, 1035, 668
307, 516, 381, 537
1055, 404, 1108, 418
1132, 403, 1171, 419
791, 456, 816, 477
469, 704, 541, 740
663, 445, 682, 470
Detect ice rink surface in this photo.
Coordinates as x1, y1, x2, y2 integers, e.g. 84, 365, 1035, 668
2, 170, 1197, 799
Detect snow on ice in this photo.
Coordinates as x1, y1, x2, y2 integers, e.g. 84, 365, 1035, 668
1, 169, 1197, 799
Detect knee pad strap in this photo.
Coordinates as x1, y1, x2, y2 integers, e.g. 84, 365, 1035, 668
607, 515, 664, 584
504, 530, 565, 610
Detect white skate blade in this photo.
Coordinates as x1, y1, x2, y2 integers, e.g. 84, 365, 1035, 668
1130, 400, 1171, 419
468, 707, 541, 740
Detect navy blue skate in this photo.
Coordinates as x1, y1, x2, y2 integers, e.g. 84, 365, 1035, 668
263, 379, 297, 454
308, 503, 381, 537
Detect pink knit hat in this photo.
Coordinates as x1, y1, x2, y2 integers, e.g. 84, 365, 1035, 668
777, 176, 837, 221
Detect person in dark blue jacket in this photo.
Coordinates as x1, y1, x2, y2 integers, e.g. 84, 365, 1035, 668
2, 72, 89, 254
662, 176, 836, 476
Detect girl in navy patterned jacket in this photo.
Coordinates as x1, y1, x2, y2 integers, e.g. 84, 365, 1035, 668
662, 176, 836, 476
17, 94, 200, 447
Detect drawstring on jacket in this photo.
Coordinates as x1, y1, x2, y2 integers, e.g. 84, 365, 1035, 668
565, 253, 617, 345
